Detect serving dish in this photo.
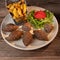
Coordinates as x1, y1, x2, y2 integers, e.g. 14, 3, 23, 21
1, 6, 58, 50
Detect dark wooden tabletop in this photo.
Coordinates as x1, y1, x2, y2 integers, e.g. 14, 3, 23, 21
0, 0, 60, 60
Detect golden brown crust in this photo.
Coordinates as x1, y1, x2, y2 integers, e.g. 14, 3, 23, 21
23, 32, 33, 46
6, 30, 23, 41
3, 23, 18, 32
34, 30, 48, 41
44, 23, 54, 33
22, 22, 32, 31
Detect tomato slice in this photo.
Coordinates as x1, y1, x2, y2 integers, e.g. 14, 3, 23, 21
34, 11, 46, 19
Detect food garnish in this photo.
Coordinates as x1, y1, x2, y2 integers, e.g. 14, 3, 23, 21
34, 11, 46, 19
27, 10, 54, 29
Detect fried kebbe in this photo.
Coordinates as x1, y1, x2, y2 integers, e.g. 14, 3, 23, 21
3, 23, 18, 32
6, 30, 23, 41
22, 22, 32, 31
34, 30, 48, 41
23, 32, 33, 46
44, 23, 54, 33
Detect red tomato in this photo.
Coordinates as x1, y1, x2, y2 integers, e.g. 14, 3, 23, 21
34, 11, 46, 19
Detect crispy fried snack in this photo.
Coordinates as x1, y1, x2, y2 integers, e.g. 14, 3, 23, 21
34, 30, 48, 41
7, 0, 27, 22
44, 23, 54, 33
22, 22, 32, 31
6, 30, 23, 41
23, 32, 33, 46
3, 23, 19, 32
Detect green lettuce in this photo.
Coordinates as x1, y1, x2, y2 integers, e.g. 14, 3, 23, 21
27, 10, 54, 29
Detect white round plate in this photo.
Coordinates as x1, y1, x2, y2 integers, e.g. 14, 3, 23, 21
1, 6, 58, 50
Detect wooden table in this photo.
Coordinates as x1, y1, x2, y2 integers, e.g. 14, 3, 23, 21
0, 0, 60, 60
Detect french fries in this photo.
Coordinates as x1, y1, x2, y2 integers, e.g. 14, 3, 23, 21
13, 8, 19, 18
17, 8, 23, 17
7, 0, 27, 23
22, 4, 27, 14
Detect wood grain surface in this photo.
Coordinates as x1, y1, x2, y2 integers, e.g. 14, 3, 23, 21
0, 0, 60, 60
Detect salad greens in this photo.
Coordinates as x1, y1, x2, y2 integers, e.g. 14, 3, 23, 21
27, 10, 54, 29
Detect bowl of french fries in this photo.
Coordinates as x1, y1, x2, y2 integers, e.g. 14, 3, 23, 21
6, 0, 27, 25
